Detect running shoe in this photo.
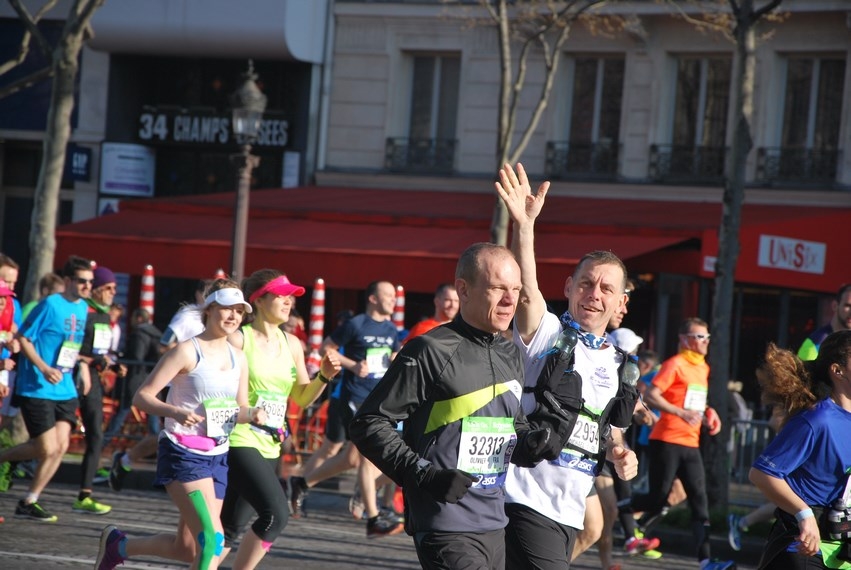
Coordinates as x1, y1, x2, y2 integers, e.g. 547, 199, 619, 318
727, 513, 743, 551
0, 461, 12, 492
641, 549, 663, 560
95, 524, 127, 570
13, 460, 35, 480
625, 534, 661, 555
366, 515, 404, 539
93, 467, 110, 485
703, 560, 736, 570
290, 476, 308, 518
15, 499, 58, 522
379, 507, 404, 525
108, 451, 131, 492
73, 496, 112, 515
349, 490, 365, 520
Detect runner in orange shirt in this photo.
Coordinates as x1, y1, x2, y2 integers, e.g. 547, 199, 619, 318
630, 317, 734, 570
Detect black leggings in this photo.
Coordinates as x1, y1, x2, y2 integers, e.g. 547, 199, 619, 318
221, 446, 289, 546
78, 366, 104, 491
630, 440, 711, 561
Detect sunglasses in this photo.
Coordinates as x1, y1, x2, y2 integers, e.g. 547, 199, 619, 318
76, 278, 94, 285
685, 333, 711, 341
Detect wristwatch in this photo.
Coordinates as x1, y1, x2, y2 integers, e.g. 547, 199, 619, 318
414, 458, 432, 486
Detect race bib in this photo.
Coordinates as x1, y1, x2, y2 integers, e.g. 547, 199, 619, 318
92, 323, 112, 355
56, 340, 81, 372
0, 370, 8, 387
457, 416, 516, 488
254, 391, 288, 430
365, 346, 391, 378
203, 398, 239, 438
683, 384, 708, 412
567, 414, 600, 456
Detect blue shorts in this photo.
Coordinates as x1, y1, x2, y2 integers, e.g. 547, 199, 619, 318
155, 437, 229, 499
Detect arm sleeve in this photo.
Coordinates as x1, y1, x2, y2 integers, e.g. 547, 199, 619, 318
350, 336, 437, 486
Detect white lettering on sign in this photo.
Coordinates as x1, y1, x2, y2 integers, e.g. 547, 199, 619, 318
703, 256, 717, 273
758, 235, 826, 275
138, 111, 288, 147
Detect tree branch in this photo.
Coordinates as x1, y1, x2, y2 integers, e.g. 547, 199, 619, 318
8, 0, 54, 58
667, 0, 733, 41
752, 0, 783, 21
66, 0, 107, 38
0, 29, 32, 75
0, 66, 53, 100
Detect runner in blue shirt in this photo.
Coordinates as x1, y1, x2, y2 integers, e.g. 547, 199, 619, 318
0, 255, 93, 522
750, 330, 851, 569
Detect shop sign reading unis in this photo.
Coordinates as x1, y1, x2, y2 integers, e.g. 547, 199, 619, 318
758, 235, 826, 275
138, 109, 288, 147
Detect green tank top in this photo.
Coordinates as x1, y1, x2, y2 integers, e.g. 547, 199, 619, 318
229, 325, 297, 458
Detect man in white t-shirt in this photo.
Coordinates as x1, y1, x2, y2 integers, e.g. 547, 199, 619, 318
495, 163, 639, 569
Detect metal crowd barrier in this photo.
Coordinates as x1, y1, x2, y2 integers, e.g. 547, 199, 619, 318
728, 419, 775, 484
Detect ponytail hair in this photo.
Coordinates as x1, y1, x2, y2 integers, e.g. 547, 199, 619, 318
756, 343, 818, 427
757, 330, 851, 428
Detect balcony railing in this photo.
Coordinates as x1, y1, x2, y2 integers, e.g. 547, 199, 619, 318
384, 137, 456, 174
544, 141, 620, 180
649, 144, 726, 184
756, 147, 840, 187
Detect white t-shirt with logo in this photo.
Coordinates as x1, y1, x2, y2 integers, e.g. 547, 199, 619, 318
504, 311, 621, 529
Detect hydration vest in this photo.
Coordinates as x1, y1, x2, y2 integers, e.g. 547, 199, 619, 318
524, 336, 638, 474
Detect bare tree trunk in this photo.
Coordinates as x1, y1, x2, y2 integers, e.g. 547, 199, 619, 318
705, 0, 756, 510
490, 0, 513, 246
24, 32, 81, 303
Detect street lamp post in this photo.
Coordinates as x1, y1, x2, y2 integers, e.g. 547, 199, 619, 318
229, 60, 267, 281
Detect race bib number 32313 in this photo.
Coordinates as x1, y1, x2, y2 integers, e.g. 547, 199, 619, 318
457, 416, 516, 488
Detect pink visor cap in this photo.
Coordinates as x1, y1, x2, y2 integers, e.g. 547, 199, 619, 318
0, 282, 15, 297
248, 275, 306, 304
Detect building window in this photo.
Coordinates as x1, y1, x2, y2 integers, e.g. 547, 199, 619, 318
651, 57, 730, 183
757, 57, 845, 186
546, 57, 624, 180
385, 54, 459, 173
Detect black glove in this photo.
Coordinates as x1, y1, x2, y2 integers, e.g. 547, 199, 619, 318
416, 467, 476, 504
512, 426, 563, 467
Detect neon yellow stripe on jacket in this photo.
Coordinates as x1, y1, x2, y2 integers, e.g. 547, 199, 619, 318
425, 382, 512, 434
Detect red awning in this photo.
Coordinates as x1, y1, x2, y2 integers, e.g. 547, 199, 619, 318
55, 186, 849, 295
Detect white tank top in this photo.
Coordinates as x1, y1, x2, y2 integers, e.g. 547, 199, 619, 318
163, 337, 240, 455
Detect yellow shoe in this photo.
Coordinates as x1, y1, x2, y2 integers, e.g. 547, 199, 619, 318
72, 496, 112, 515
641, 549, 663, 560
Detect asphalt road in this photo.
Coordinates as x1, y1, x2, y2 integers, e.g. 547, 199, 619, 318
0, 481, 758, 569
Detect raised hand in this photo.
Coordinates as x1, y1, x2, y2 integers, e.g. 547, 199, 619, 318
494, 162, 550, 226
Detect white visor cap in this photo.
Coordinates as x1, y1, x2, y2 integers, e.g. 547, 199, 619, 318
203, 288, 252, 313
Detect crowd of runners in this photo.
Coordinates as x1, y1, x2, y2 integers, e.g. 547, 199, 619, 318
0, 163, 850, 570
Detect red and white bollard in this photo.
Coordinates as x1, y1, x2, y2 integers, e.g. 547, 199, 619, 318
306, 277, 325, 376
393, 285, 405, 332
140, 264, 155, 319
